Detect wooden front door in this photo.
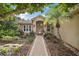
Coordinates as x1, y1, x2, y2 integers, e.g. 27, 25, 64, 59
36, 21, 44, 34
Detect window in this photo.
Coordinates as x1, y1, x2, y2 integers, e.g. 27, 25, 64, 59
26, 25, 28, 31
24, 25, 26, 31
23, 25, 32, 32
29, 25, 31, 31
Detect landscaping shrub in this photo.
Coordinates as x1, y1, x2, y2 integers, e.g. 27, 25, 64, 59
0, 36, 20, 42
29, 31, 35, 37
13, 36, 20, 40
13, 46, 22, 55
44, 32, 61, 43
28, 37, 34, 43
0, 47, 9, 56
14, 30, 20, 36
26, 31, 35, 43
19, 30, 24, 38
0, 20, 20, 38
0, 46, 22, 56
2, 36, 13, 42
0, 29, 20, 38
0, 30, 4, 38
44, 32, 53, 40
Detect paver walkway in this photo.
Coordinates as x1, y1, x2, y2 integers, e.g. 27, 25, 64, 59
29, 35, 48, 56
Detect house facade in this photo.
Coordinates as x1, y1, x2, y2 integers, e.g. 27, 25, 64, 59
18, 16, 52, 34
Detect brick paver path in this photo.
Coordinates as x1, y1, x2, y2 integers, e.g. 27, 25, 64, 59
29, 35, 48, 56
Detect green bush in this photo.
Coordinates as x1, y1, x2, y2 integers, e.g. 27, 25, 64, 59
5, 30, 20, 37
13, 47, 21, 55
0, 20, 20, 38
28, 37, 34, 43
2, 36, 13, 42
14, 30, 20, 36
29, 31, 35, 37
0, 47, 9, 56
44, 32, 53, 40
0, 29, 20, 38
0, 36, 20, 42
13, 36, 20, 40
26, 32, 35, 43
0, 30, 4, 38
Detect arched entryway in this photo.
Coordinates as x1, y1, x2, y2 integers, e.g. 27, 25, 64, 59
36, 21, 44, 34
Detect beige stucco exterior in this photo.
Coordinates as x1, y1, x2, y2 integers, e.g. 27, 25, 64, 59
54, 14, 79, 50
18, 16, 47, 34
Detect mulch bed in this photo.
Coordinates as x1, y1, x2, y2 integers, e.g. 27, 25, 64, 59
0, 38, 33, 56
12, 44, 31, 56
44, 36, 77, 56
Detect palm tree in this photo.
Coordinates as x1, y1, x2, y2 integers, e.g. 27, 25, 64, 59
47, 10, 62, 41
45, 4, 78, 45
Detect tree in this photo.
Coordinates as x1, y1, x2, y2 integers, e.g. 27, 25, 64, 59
47, 10, 62, 40
46, 3, 78, 42
0, 3, 78, 38
0, 16, 20, 37
0, 3, 51, 37
0, 3, 50, 19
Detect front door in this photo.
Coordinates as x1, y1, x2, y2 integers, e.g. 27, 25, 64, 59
36, 21, 43, 34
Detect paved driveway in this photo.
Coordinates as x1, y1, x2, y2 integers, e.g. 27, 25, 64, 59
29, 35, 48, 56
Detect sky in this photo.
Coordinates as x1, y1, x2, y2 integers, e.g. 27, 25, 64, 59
17, 3, 59, 20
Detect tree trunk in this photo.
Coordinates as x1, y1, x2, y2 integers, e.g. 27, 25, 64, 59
56, 19, 60, 39
57, 28, 62, 40
56, 19, 63, 43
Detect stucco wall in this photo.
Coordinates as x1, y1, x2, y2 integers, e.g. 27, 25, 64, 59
54, 15, 79, 50
32, 21, 36, 32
